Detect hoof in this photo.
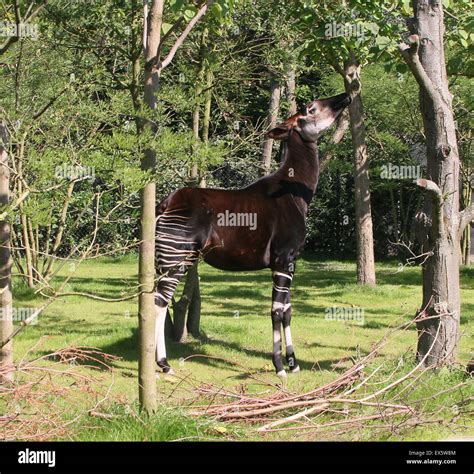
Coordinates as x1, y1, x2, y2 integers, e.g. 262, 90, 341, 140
290, 365, 300, 374
276, 369, 287, 378
157, 357, 174, 375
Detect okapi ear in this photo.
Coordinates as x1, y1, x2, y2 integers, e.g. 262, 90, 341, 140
267, 124, 290, 140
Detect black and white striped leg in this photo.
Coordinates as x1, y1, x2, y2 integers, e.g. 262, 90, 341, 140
283, 304, 300, 373
155, 261, 198, 374
271, 270, 299, 375
155, 211, 200, 375
271, 308, 285, 378
272, 270, 294, 377
155, 304, 173, 375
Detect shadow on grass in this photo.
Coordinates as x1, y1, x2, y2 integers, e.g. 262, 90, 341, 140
98, 326, 364, 375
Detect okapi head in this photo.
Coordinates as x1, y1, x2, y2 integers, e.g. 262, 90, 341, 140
267, 92, 351, 143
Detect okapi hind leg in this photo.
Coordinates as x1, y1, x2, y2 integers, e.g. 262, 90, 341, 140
155, 303, 172, 374
155, 258, 197, 374
155, 208, 200, 374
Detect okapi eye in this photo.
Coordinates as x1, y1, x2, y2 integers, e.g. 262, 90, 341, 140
308, 105, 317, 114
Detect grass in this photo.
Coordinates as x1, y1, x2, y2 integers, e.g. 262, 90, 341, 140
8, 255, 474, 441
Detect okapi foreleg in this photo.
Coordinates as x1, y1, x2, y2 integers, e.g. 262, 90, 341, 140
282, 304, 299, 373
271, 270, 299, 376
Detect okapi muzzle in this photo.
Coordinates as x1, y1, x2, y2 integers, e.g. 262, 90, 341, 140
154, 92, 351, 377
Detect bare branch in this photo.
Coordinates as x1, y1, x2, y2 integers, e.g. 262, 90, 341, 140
32, 86, 69, 120
160, 0, 214, 70
459, 203, 474, 235
416, 178, 444, 237
156, 16, 185, 60
398, 35, 442, 108
416, 178, 442, 198
320, 110, 350, 170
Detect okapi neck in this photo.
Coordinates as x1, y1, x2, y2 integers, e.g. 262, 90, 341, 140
279, 133, 319, 194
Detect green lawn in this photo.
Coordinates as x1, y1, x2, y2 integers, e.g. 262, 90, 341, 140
7, 256, 474, 441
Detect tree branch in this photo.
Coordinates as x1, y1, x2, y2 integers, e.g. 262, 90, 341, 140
416, 178, 444, 237
398, 35, 442, 108
160, 0, 214, 70
32, 85, 69, 120
156, 16, 184, 60
459, 203, 474, 235
320, 110, 350, 170
416, 178, 442, 198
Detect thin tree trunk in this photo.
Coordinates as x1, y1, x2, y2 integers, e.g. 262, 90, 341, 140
20, 210, 34, 287
202, 69, 213, 144
261, 78, 281, 175
186, 264, 201, 337
174, 28, 209, 342
190, 27, 208, 184
343, 53, 376, 286
285, 66, 297, 115
399, 0, 466, 366
460, 188, 471, 265
43, 181, 75, 280
139, 0, 213, 407
0, 122, 13, 382
171, 262, 200, 342
27, 218, 37, 271
138, 0, 163, 414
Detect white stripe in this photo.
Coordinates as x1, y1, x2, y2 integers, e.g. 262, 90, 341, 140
155, 304, 168, 361
284, 325, 293, 348
272, 302, 291, 312
273, 271, 293, 281
156, 236, 197, 245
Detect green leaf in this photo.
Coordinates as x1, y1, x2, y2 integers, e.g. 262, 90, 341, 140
402, 0, 412, 15
375, 36, 390, 47
169, 0, 186, 13
161, 23, 173, 35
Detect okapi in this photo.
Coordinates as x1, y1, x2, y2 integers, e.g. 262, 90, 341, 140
155, 92, 351, 378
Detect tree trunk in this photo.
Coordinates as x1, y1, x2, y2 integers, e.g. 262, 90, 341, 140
190, 26, 208, 184
343, 54, 376, 286
460, 188, 471, 265
202, 69, 213, 144
285, 66, 297, 115
186, 263, 201, 337
171, 262, 200, 341
0, 122, 13, 382
400, 0, 465, 366
139, 1, 213, 364
261, 78, 281, 175
175, 28, 209, 341
138, 0, 163, 414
